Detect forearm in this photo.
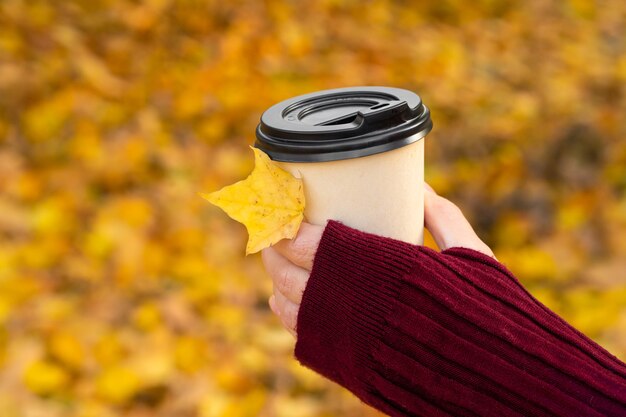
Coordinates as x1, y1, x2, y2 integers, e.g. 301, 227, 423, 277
295, 221, 626, 417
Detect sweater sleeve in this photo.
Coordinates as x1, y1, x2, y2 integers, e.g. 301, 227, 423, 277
294, 220, 626, 417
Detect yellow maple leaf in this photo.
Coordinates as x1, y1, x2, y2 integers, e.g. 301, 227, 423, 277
201, 147, 305, 255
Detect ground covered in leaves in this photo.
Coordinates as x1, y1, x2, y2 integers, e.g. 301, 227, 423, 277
1, 0, 625, 416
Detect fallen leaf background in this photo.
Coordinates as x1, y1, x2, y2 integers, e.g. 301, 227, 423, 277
0, 1, 625, 416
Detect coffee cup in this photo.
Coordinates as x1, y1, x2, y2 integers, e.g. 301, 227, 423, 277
254, 86, 432, 245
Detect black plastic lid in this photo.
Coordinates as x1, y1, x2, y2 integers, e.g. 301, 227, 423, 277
254, 86, 432, 162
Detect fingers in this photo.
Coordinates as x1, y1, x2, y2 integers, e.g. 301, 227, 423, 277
272, 222, 324, 271
261, 247, 309, 304
269, 291, 298, 337
424, 184, 494, 257
263, 223, 321, 339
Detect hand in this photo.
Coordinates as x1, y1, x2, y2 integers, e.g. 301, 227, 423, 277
261, 183, 495, 337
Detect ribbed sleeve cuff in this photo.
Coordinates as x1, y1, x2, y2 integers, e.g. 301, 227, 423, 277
294, 220, 420, 394
292, 221, 626, 417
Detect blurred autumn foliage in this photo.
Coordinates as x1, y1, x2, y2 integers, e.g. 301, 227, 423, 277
1, 0, 625, 416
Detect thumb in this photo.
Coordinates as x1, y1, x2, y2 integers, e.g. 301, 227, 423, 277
424, 183, 494, 257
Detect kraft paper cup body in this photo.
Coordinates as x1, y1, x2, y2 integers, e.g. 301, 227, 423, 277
277, 138, 425, 245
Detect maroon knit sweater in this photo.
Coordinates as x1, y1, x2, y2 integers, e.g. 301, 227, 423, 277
294, 221, 626, 417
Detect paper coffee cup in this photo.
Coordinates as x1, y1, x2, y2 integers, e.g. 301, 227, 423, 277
254, 86, 432, 245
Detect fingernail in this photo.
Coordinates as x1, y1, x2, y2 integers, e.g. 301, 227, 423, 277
268, 295, 279, 315
424, 182, 436, 194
